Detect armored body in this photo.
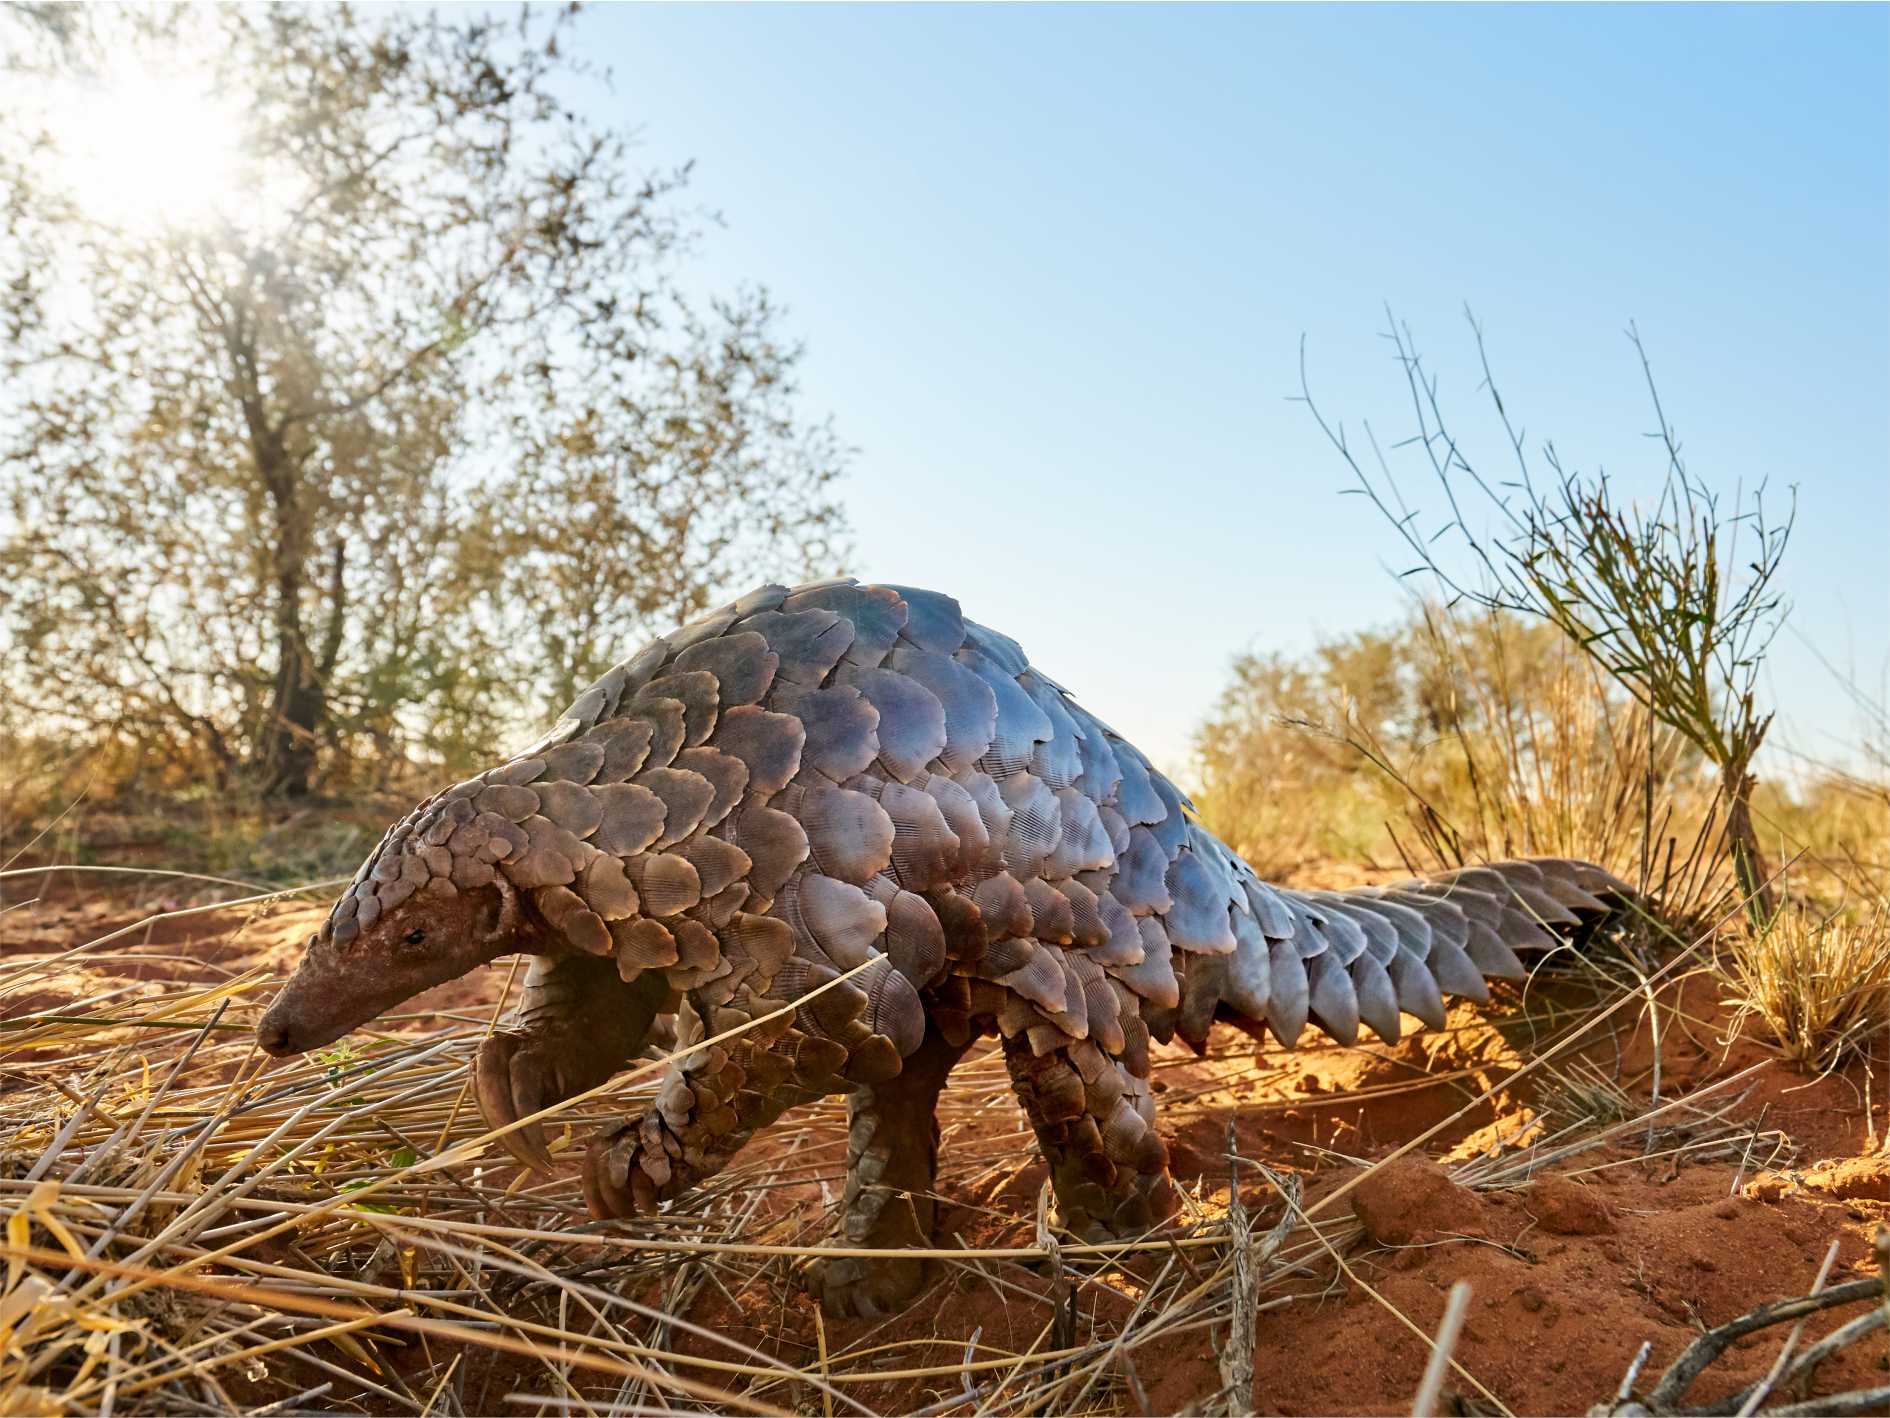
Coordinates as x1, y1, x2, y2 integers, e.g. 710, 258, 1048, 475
260, 578, 1623, 1316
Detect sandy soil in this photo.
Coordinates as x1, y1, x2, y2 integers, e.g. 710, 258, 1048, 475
4, 873, 1886, 1416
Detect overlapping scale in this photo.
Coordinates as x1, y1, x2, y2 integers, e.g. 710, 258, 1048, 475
959, 648, 1051, 779
781, 784, 895, 885
783, 582, 907, 667
672, 746, 749, 827
672, 630, 778, 708
637, 767, 716, 849
742, 607, 854, 685
636, 671, 721, 747
864, 780, 961, 890
709, 706, 805, 798
1019, 674, 1084, 788
837, 666, 948, 782
883, 584, 966, 653
771, 683, 880, 782
884, 648, 996, 773
996, 772, 1062, 879
776, 873, 887, 970
1057, 705, 1119, 801
1113, 828, 1174, 916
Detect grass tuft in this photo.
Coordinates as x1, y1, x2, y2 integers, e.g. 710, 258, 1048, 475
1717, 902, 1890, 1073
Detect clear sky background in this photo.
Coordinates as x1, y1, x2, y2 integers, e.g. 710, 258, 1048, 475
572, 3, 1887, 784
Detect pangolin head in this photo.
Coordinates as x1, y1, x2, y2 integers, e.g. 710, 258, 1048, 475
257, 790, 530, 1057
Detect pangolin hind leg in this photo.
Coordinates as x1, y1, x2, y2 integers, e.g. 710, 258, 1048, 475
798, 1023, 973, 1319
476, 954, 672, 1171
1003, 1033, 1179, 1241
582, 1002, 831, 1219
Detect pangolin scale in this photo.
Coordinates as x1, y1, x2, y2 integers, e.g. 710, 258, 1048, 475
261, 578, 1628, 1316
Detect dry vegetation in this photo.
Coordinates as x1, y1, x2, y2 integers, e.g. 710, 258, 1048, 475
2, 874, 1886, 1418
1194, 604, 1724, 899
1717, 905, 1890, 1075
1194, 601, 1888, 923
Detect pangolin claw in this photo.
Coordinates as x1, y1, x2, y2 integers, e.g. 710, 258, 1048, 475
795, 1253, 927, 1320
581, 1130, 636, 1218
475, 1032, 557, 1172
581, 1124, 665, 1219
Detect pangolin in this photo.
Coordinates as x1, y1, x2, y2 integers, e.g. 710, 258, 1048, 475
260, 578, 1628, 1316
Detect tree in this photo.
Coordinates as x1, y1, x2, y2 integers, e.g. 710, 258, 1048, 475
1299, 311, 1791, 924
0, 3, 847, 799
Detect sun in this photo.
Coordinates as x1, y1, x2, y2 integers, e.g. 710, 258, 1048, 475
44, 62, 249, 235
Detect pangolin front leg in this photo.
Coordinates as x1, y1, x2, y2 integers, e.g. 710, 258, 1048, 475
476, 954, 671, 1171
1003, 1032, 1179, 1242
798, 1024, 972, 1319
581, 1003, 828, 1218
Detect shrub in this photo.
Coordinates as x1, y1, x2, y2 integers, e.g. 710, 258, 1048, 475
1192, 601, 1723, 912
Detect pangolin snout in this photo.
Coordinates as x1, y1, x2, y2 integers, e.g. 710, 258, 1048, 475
256, 931, 322, 1055
256, 1007, 300, 1056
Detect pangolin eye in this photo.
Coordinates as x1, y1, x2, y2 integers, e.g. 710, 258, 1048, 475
404, 928, 427, 946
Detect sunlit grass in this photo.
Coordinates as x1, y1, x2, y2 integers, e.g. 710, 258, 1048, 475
1717, 902, 1890, 1072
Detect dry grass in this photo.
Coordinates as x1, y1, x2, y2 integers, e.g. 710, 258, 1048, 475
1716, 902, 1890, 1074
0, 765, 1877, 1418
0, 886, 1323, 1417
1, 821, 1875, 1411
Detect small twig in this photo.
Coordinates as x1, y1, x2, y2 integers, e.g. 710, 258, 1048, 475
251, 1382, 336, 1414
1117, 1351, 1153, 1415
1410, 1281, 1473, 1418
813, 1307, 832, 1418
1777, 1307, 1888, 1399
1877, 1226, 1890, 1352
1762, 1385, 1890, 1417
1221, 1119, 1257, 1417
1729, 1105, 1771, 1196
1613, 1341, 1653, 1409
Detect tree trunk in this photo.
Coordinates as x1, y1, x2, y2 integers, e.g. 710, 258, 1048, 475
252, 445, 325, 798
1722, 760, 1775, 929
257, 614, 324, 797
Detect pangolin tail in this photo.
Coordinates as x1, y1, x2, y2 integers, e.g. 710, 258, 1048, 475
1165, 857, 1632, 1052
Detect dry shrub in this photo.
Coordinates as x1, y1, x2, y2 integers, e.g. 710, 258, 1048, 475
1193, 602, 1727, 916
1717, 901, 1890, 1072
1304, 314, 1792, 926
1348, 606, 1719, 893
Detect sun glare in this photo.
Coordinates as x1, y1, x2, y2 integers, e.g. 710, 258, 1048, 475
49, 65, 249, 234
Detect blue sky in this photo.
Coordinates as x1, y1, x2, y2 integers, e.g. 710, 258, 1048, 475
573, 3, 1887, 781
